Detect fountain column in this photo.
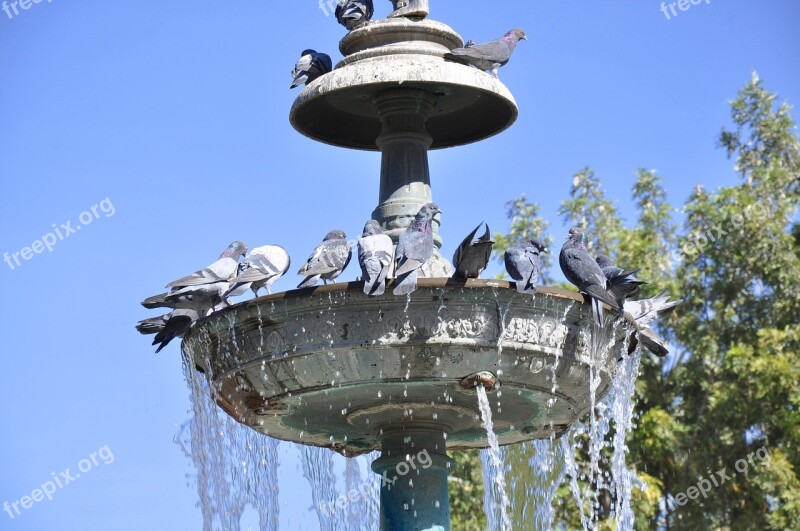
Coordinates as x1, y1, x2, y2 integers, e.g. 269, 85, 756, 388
373, 88, 440, 247
372, 427, 454, 531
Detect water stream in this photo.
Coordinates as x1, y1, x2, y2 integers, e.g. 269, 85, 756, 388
477, 385, 512, 531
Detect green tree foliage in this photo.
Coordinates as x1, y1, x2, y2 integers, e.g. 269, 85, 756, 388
467, 73, 800, 529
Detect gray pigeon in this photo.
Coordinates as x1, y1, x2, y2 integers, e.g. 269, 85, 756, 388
142, 241, 248, 315
335, 0, 374, 30
358, 221, 394, 296
297, 231, 352, 288
393, 202, 440, 296
290, 50, 333, 89
444, 29, 527, 79
596, 254, 646, 301
453, 222, 494, 279
464, 40, 476, 48
136, 309, 200, 353
388, 0, 428, 19
625, 290, 682, 357
559, 228, 623, 327
504, 238, 548, 294
225, 245, 291, 298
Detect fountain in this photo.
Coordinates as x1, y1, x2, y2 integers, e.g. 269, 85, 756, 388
182, 5, 635, 530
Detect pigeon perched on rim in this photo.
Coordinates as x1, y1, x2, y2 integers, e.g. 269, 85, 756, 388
335, 0, 374, 30
290, 50, 333, 89
358, 220, 394, 296
297, 231, 352, 288
136, 309, 200, 353
452, 222, 494, 280
444, 29, 527, 79
225, 245, 291, 298
393, 202, 440, 296
559, 228, 623, 326
504, 238, 548, 294
141, 241, 248, 315
625, 289, 682, 357
595, 254, 647, 301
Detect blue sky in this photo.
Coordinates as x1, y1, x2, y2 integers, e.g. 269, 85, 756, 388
1, 1, 799, 529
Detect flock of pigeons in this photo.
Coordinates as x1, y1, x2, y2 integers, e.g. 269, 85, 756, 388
136, 203, 681, 357
290, 0, 528, 89
137, 6, 680, 356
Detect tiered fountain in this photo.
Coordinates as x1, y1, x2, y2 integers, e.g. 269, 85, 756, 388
183, 4, 633, 530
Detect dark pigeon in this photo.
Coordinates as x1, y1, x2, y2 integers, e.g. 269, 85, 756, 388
596, 254, 646, 301
504, 239, 548, 294
297, 231, 352, 288
225, 245, 291, 298
358, 220, 394, 296
290, 50, 333, 89
452, 222, 494, 279
625, 290, 682, 357
393, 203, 440, 296
336, 0, 374, 30
142, 241, 248, 315
559, 228, 623, 326
464, 40, 476, 48
444, 29, 527, 79
136, 309, 200, 354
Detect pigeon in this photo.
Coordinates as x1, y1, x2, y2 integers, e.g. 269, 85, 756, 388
388, 0, 428, 19
335, 0, 374, 30
504, 239, 548, 294
625, 290, 682, 357
452, 222, 494, 279
464, 40, 476, 48
136, 309, 200, 353
297, 231, 352, 288
393, 202, 440, 296
358, 221, 394, 296
443, 29, 527, 79
559, 228, 623, 327
225, 245, 291, 298
596, 254, 646, 301
290, 50, 333, 89
142, 241, 248, 315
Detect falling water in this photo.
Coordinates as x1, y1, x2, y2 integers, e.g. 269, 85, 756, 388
178, 351, 280, 531
301, 446, 340, 530
477, 385, 512, 531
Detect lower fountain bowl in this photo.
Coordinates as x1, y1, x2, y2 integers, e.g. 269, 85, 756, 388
183, 279, 632, 457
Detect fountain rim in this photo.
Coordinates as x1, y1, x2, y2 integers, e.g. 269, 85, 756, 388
185, 279, 638, 339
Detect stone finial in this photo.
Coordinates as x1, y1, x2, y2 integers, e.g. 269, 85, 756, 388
388, 0, 429, 19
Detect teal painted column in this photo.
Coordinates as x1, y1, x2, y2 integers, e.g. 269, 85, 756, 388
371, 427, 455, 531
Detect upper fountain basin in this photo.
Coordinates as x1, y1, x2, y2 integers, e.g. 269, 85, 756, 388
289, 18, 519, 151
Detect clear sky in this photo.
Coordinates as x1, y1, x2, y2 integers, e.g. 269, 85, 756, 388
1, 1, 799, 529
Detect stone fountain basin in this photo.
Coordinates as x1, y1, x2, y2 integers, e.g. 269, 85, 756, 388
183, 279, 631, 457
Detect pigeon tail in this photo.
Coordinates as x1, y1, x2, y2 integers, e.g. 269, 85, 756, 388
639, 327, 669, 357
142, 293, 170, 309
393, 272, 418, 296
298, 275, 321, 289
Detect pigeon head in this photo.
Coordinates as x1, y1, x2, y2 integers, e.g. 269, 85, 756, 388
323, 230, 347, 241
362, 220, 384, 237
595, 254, 614, 268
416, 202, 441, 221
567, 227, 590, 248
504, 29, 528, 42
529, 239, 548, 253
221, 241, 248, 260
